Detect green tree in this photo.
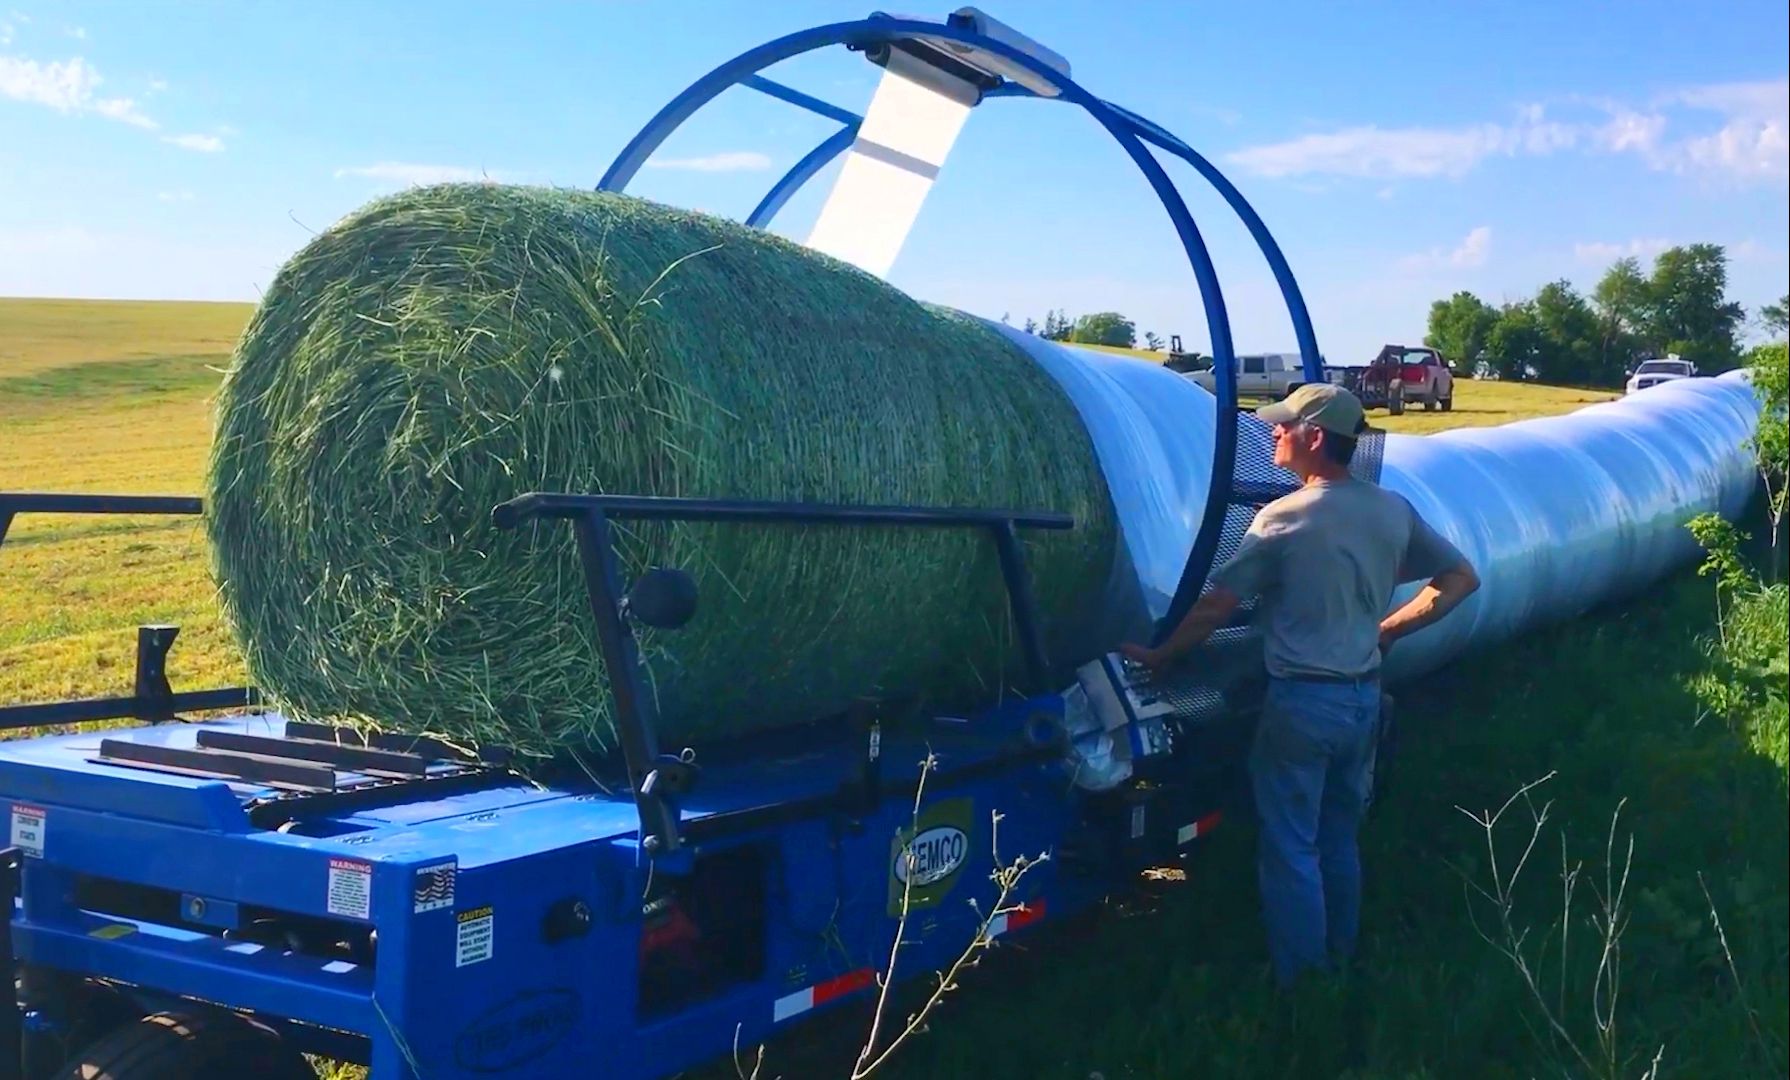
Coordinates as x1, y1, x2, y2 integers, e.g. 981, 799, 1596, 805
1645, 244, 1746, 371
1069, 312, 1137, 348
1593, 256, 1650, 374
1424, 291, 1497, 369
1759, 294, 1788, 339
1483, 301, 1545, 380
1745, 340, 1788, 562
1144, 331, 1164, 351
1532, 279, 1604, 385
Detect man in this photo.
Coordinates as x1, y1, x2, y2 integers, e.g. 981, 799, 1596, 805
1122, 383, 1479, 986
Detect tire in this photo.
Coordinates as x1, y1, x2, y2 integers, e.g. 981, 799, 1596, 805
1423, 387, 1438, 411
1440, 395, 1453, 412
1282, 382, 1303, 399
50, 1009, 315, 1080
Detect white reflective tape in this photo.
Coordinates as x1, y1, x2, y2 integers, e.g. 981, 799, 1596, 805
773, 987, 815, 1022
225, 942, 265, 955
1177, 823, 1197, 845
321, 960, 357, 974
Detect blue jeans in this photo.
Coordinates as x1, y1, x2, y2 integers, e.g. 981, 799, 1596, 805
1249, 676, 1380, 986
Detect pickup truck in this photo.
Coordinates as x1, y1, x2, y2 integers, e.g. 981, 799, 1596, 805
1329, 345, 1455, 414
1183, 352, 1311, 399
1625, 355, 1696, 394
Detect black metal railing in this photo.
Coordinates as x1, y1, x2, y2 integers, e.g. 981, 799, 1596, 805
493, 492, 1073, 855
0, 493, 260, 731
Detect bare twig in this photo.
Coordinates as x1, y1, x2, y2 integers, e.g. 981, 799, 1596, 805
1697, 871, 1776, 1070
1453, 772, 1599, 1077
851, 764, 1049, 1078
732, 1022, 766, 1080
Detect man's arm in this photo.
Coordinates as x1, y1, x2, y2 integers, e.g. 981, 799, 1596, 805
1379, 561, 1478, 647
1120, 585, 1243, 672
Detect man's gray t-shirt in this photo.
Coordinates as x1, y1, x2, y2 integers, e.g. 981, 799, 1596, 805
1209, 477, 1465, 680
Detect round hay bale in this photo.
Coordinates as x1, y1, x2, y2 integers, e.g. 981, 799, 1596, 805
206, 183, 1116, 761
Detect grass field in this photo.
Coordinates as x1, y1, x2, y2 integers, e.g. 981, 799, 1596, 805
2, 299, 1783, 1078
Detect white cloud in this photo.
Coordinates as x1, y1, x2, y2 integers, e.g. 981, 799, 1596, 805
66, 25, 84, 40
146, 76, 168, 93
1225, 123, 1516, 179
163, 132, 223, 152
334, 162, 499, 185
1224, 108, 1580, 179
1679, 117, 1787, 181
643, 151, 773, 173
0, 22, 12, 46
94, 96, 156, 129
1398, 225, 1492, 272
0, 50, 206, 141
156, 190, 195, 202
0, 54, 101, 111
1668, 79, 1788, 119
1573, 237, 1672, 264
1593, 110, 1667, 155
1227, 78, 1788, 186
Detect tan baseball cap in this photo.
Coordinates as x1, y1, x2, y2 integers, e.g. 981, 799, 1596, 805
1256, 383, 1366, 437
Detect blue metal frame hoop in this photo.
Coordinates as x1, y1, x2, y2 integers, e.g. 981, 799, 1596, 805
599, 13, 1322, 644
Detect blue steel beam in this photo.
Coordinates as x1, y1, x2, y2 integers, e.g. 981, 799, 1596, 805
746, 123, 859, 228
741, 74, 863, 127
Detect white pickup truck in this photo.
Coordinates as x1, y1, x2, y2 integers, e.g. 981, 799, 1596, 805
1183, 352, 1312, 399
1625, 355, 1697, 394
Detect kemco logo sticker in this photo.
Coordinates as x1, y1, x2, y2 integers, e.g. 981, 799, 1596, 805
892, 825, 968, 887
887, 797, 974, 916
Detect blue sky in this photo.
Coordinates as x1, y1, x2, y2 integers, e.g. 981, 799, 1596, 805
3, 0, 1786, 362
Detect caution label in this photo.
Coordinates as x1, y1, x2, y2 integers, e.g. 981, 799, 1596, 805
457, 905, 495, 967
326, 858, 373, 920
10, 804, 44, 859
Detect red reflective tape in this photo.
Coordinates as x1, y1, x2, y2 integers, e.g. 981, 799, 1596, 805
1195, 811, 1223, 835
1006, 899, 1045, 930
812, 967, 875, 1006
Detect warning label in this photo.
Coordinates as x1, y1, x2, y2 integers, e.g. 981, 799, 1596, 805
456, 905, 494, 967
10, 804, 44, 859
326, 858, 373, 920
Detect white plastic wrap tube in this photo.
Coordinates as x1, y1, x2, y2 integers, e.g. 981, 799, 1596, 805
988, 321, 1761, 682
1376, 370, 1760, 681
990, 325, 1215, 642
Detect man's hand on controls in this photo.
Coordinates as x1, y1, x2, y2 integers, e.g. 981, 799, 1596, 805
1119, 642, 1165, 673
1117, 585, 1242, 677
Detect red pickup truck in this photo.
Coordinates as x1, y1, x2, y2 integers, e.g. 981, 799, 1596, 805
1330, 345, 1455, 414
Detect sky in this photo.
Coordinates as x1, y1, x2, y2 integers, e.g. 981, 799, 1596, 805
2, 0, 1787, 362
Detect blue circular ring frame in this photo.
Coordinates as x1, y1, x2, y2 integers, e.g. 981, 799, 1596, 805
599, 13, 1323, 637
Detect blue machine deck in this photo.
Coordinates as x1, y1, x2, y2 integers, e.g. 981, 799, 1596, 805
2, 705, 1137, 1077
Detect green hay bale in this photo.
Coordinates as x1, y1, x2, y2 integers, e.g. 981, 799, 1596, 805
206, 183, 1116, 762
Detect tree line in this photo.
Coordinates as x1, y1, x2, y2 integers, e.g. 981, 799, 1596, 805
1425, 243, 1786, 387
1012, 309, 1160, 350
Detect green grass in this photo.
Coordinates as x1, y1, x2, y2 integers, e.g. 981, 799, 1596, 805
711, 569, 1789, 1080
4, 299, 1783, 1078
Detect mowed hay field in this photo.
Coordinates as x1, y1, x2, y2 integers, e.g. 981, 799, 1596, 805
3, 299, 1783, 1079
